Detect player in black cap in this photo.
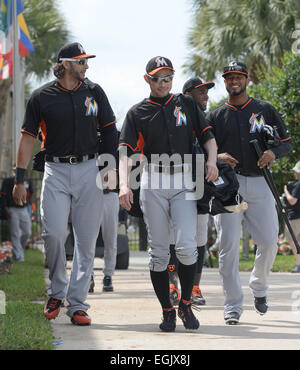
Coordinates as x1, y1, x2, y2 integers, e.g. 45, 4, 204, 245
168, 77, 216, 307
206, 60, 292, 325
182, 77, 215, 112
13, 42, 118, 326
119, 56, 218, 332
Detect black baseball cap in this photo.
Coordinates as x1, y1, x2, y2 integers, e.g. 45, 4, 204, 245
146, 56, 175, 76
222, 61, 248, 78
57, 42, 96, 63
182, 77, 215, 94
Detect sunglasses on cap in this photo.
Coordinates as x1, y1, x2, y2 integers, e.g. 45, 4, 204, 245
223, 65, 247, 74
146, 73, 174, 83
59, 58, 88, 65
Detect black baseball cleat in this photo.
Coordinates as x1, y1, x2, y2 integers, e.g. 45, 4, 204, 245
224, 312, 240, 325
103, 276, 114, 292
254, 296, 268, 315
159, 308, 176, 332
178, 300, 200, 330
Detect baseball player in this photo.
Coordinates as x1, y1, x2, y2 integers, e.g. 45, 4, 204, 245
206, 61, 292, 325
89, 130, 121, 293
102, 190, 120, 291
168, 77, 215, 306
12, 42, 118, 326
119, 56, 218, 332
1, 166, 33, 262
89, 189, 119, 293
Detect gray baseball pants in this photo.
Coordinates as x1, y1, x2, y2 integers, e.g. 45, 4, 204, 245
102, 192, 119, 277
8, 207, 31, 261
140, 168, 198, 272
170, 214, 209, 246
215, 174, 278, 316
41, 159, 103, 317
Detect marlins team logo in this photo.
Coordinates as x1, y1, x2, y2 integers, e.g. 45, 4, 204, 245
249, 112, 266, 133
85, 97, 98, 116
174, 106, 187, 126
155, 57, 168, 67
78, 43, 85, 54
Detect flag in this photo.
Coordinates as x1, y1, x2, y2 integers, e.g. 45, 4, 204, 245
0, 0, 34, 79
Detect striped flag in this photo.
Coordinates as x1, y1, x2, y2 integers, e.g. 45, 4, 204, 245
0, 0, 34, 79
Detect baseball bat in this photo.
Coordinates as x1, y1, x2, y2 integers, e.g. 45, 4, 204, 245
250, 139, 300, 254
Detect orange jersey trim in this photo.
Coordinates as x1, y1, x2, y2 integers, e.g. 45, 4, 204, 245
165, 94, 174, 105
241, 98, 253, 110
39, 119, 47, 149
21, 130, 37, 138
54, 81, 82, 92
225, 98, 252, 111
225, 102, 238, 110
102, 120, 117, 128
119, 131, 146, 156
146, 99, 161, 106
146, 94, 174, 107
136, 131, 145, 155
280, 137, 291, 142
200, 126, 212, 135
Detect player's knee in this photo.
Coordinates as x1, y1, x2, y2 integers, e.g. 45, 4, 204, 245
42, 227, 69, 247
255, 235, 278, 249
176, 247, 198, 266
149, 254, 170, 272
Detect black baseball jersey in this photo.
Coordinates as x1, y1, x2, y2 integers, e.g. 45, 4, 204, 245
206, 97, 292, 176
286, 181, 300, 220
22, 78, 118, 158
1, 177, 33, 208
119, 93, 215, 160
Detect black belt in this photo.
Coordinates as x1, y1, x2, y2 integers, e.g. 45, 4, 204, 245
235, 170, 262, 177
45, 153, 97, 165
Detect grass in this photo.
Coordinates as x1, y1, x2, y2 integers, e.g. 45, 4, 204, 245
0, 249, 53, 350
0, 243, 296, 350
207, 246, 296, 272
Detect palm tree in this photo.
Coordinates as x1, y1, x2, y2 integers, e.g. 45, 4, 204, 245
23, 0, 70, 81
0, 0, 70, 174
185, 0, 300, 83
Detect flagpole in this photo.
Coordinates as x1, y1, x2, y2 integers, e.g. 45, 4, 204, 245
12, 0, 21, 164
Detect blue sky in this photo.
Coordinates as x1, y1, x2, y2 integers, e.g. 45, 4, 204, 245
59, 0, 227, 128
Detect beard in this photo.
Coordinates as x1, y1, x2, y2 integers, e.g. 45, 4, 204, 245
226, 84, 247, 96
69, 63, 84, 82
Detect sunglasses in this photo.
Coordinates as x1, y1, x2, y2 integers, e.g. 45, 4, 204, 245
59, 58, 88, 65
146, 73, 174, 83
223, 65, 247, 74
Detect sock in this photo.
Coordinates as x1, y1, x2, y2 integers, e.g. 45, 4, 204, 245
168, 244, 179, 288
177, 261, 197, 302
150, 269, 172, 309
194, 246, 205, 286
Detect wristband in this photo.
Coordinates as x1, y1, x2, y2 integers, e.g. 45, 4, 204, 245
15, 168, 26, 184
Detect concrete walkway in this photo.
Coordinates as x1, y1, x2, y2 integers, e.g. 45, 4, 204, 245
50, 251, 300, 350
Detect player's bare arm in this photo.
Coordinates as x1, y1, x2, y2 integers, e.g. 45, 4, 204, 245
13, 133, 35, 206
203, 138, 219, 182
118, 154, 133, 211
217, 152, 239, 168
257, 149, 276, 168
